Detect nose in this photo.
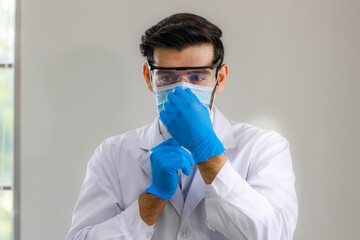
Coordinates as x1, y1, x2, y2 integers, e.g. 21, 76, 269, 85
178, 77, 188, 83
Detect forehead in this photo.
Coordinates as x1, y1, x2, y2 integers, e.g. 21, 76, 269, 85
153, 44, 214, 68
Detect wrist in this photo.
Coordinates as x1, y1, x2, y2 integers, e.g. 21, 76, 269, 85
197, 153, 226, 184
145, 184, 175, 201
139, 192, 167, 226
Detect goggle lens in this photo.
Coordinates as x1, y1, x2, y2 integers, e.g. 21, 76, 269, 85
152, 68, 216, 88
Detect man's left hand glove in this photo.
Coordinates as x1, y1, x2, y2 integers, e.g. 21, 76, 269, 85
160, 86, 225, 163
146, 138, 195, 200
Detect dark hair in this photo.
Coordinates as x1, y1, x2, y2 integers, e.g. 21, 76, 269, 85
140, 13, 224, 66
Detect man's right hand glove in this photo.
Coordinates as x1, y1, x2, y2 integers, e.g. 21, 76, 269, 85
146, 138, 195, 200
160, 87, 225, 163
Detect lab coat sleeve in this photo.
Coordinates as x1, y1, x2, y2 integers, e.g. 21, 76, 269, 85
66, 139, 154, 240
203, 133, 298, 240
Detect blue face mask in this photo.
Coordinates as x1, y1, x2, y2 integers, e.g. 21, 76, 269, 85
153, 82, 216, 115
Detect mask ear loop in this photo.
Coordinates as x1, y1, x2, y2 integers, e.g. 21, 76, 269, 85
209, 67, 220, 110
148, 63, 156, 91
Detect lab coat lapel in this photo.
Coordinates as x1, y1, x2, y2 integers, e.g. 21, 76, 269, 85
212, 106, 236, 151
138, 117, 163, 178
180, 167, 204, 228
180, 106, 236, 228
139, 116, 164, 152
138, 117, 184, 216
169, 186, 184, 217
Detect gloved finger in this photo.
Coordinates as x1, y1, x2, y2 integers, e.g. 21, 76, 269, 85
150, 140, 182, 162
164, 101, 177, 112
171, 88, 197, 110
167, 91, 183, 106
167, 147, 195, 174
169, 145, 193, 161
166, 152, 192, 176
151, 140, 180, 153
174, 86, 193, 101
180, 157, 191, 176
185, 88, 202, 105
151, 147, 187, 165
159, 109, 172, 127
174, 147, 195, 167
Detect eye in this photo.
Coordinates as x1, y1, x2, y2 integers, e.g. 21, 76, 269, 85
189, 74, 206, 81
159, 75, 175, 82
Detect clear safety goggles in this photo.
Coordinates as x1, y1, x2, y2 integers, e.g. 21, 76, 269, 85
148, 59, 221, 89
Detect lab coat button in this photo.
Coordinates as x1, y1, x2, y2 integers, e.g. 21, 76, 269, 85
180, 226, 190, 238
204, 190, 211, 198
146, 232, 152, 238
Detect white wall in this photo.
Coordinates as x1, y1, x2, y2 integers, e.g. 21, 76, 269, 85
17, 0, 360, 239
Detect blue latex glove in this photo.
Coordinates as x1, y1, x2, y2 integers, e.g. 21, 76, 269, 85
146, 138, 195, 200
160, 86, 225, 163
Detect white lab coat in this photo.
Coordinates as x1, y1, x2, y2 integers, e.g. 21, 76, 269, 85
66, 106, 298, 240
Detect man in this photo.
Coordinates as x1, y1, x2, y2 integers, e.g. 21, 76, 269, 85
67, 13, 298, 240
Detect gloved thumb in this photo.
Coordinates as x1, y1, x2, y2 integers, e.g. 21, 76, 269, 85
181, 159, 192, 176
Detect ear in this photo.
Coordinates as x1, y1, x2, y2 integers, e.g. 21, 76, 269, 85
215, 64, 228, 93
143, 63, 153, 92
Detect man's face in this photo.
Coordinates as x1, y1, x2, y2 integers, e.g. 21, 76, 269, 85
143, 43, 228, 93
